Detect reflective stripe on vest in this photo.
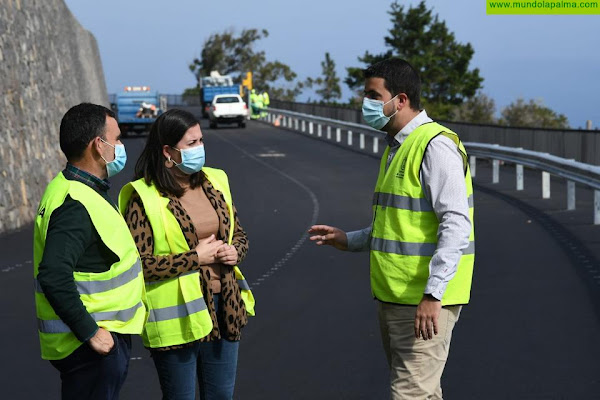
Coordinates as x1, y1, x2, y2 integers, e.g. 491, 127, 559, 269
147, 297, 208, 322
34, 259, 142, 295
373, 192, 474, 211
371, 238, 475, 257
237, 279, 250, 291
38, 301, 144, 333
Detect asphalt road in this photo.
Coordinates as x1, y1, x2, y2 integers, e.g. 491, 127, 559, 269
1, 114, 599, 399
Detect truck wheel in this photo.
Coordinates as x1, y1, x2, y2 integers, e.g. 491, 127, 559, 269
238, 122, 246, 128
210, 122, 217, 129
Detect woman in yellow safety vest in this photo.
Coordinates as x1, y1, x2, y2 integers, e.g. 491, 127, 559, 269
119, 109, 254, 400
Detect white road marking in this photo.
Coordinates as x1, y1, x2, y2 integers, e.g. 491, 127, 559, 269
212, 133, 320, 287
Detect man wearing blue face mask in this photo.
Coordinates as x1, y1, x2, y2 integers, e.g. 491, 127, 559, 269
34, 103, 146, 400
309, 58, 474, 399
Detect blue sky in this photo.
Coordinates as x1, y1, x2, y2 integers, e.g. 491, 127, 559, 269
64, 0, 600, 129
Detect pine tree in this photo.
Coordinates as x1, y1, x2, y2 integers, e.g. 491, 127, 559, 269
311, 52, 342, 102
346, 1, 483, 119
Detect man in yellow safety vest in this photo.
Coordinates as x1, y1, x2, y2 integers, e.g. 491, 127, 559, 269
33, 103, 146, 400
309, 58, 474, 399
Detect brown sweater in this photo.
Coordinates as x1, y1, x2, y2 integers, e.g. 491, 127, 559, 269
124, 176, 249, 349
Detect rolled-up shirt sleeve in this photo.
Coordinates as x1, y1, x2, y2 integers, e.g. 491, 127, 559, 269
421, 135, 472, 300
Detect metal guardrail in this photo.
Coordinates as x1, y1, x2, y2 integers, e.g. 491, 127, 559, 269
261, 107, 600, 225
271, 99, 600, 166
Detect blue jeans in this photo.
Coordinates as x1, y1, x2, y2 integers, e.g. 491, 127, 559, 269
50, 332, 131, 400
151, 294, 240, 400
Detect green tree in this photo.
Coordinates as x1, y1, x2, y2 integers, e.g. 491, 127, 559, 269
499, 98, 569, 129
306, 52, 342, 102
189, 29, 267, 83
451, 92, 496, 124
187, 29, 303, 100
257, 61, 304, 101
346, 1, 483, 119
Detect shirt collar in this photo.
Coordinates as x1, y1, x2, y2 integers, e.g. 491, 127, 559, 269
63, 163, 111, 192
386, 110, 433, 147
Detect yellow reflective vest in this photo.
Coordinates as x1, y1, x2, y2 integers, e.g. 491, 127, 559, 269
118, 167, 255, 348
370, 122, 475, 306
33, 173, 146, 360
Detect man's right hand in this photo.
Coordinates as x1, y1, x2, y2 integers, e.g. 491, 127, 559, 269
308, 225, 348, 251
88, 327, 114, 355
195, 234, 224, 265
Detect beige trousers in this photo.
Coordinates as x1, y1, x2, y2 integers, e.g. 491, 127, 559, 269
378, 301, 462, 400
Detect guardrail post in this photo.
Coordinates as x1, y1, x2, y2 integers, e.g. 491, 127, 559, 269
301, 120, 306, 133
567, 181, 576, 210
595, 191, 600, 225
373, 137, 379, 154
294, 118, 299, 131
542, 172, 551, 199
336, 128, 341, 142
492, 160, 500, 183
288, 116, 292, 128
267, 113, 272, 123
282, 115, 287, 128
360, 133, 365, 149
309, 122, 314, 135
516, 164, 524, 191
348, 130, 353, 146
470, 156, 476, 177
327, 126, 332, 139
317, 124, 322, 137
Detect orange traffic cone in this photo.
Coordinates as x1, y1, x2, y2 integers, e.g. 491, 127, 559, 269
273, 116, 281, 127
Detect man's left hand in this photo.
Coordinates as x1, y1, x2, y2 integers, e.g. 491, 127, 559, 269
414, 294, 442, 340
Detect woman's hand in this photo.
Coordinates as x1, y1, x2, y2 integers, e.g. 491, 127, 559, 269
216, 244, 238, 266
195, 234, 224, 265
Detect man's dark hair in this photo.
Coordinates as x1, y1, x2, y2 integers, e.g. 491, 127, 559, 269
59, 103, 116, 162
135, 109, 204, 197
364, 58, 421, 110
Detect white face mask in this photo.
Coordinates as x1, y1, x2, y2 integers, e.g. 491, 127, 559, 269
362, 95, 398, 130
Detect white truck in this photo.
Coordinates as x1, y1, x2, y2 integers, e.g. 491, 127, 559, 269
208, 94, 248, 129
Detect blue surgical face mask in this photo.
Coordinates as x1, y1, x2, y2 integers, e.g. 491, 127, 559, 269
172, 145, 205, 174
362, 95, 398, 130
100, 138, 127, 178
